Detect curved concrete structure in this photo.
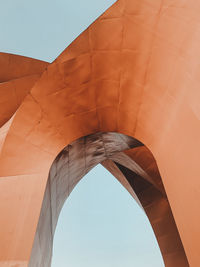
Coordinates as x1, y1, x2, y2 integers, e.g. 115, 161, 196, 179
0, 0, 200, 266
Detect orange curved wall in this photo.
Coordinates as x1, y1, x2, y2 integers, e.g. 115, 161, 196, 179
0, 0, 200, 266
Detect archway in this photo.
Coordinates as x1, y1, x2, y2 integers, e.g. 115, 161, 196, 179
1, 0, 200, 265
29, 132, 188, 267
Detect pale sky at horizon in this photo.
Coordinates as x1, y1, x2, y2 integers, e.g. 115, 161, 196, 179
0, 0, 164, 266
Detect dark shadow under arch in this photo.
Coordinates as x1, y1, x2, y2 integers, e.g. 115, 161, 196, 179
29, 132, 189, 267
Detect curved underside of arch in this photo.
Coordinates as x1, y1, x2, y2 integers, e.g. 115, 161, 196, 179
0, 0, 200, 266
29, 132, 188, 267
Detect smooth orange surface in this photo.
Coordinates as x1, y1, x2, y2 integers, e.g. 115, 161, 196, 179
0, 0, 200, 266
0, 53, 49, 128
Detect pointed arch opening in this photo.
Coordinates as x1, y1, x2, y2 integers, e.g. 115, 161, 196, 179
51, 164, 165, 267
29, 132, 189, 267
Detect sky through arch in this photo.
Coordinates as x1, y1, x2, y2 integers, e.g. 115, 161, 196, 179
51, 164, 164, 267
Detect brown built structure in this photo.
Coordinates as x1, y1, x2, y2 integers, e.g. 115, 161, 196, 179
0, 0, 199, 266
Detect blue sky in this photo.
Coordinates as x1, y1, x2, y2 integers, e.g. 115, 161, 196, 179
0, 0, 164, 266
0, 0, 115, 62
51, 165, 164, 267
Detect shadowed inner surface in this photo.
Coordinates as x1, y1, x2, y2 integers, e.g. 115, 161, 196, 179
29, 132, 188, 267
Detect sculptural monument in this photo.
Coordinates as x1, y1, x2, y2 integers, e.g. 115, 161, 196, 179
0, 0, 199, 266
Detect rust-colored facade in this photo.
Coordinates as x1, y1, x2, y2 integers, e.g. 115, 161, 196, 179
0, 0, 199, 266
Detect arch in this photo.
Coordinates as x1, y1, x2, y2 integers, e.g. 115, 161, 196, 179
29, 132, 188, 267
0, 0, 200, 266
